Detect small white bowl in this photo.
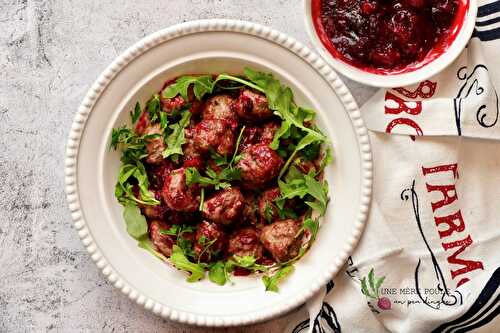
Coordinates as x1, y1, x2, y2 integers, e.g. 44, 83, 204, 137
304, 0, 478, 88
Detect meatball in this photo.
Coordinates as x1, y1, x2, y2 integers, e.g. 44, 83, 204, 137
233, 89, 273, 122
161, 81, 202, 115
236, 144, 283, 188
258, 187, 280, 222
242, 191, 259, 226
149, 220, 175, 257
139, 189, 168, 219
194, 220, 227, 261
202, 95, 238, 126
193, 119, 236, 156
239, 126, 262, 152
144, 124, 166, 165
147, 160, 175, 190
182, 127, 203, 169
162, 168, 200, 212
260, 121, 280, 145
260, 219, 302, 262
202, 187, 244, 225
227, 227, 264, 259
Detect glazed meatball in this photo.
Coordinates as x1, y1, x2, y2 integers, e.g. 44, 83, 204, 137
233, 89, 273, 122
239, 126, 262, 152
202, 94, 238, 126
242, 191, 259, 226
227, 227, 264, 259
193, 119, 236, 156
161, 81, 202, 115
236, 144, 283, 188
147, 160, 175, 190
162, 168, 200, 212
260, 121, 280, 145
194, 220, 227, 261
260, 219, 302, 262
182, 127, 204, 169
258, 187, 280, 222
143, 124, 166, 165
149, 220, 175, 257
202, 187, 244, 225
139, 189, 168, 219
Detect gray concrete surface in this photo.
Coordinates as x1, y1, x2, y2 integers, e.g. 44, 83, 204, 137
0, 1, 376, 332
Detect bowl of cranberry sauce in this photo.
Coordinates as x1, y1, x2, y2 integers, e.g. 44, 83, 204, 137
305, 0, 477, 87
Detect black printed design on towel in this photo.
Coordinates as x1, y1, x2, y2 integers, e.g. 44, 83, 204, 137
454, 65, 499, 135
477, 0, 500, 18
401, 181, 463, 310
292, 302, 342, 333
432, 267, 500, 333
292, 282, 341, 333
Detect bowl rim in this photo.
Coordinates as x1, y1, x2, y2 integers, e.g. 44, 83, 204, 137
303, 0, 478, 88
65, 19, 373, 326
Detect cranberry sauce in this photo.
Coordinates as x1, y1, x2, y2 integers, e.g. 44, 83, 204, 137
318, 0, 459, 70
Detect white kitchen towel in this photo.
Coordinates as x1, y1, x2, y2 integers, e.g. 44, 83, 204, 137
289, 1, 500, 332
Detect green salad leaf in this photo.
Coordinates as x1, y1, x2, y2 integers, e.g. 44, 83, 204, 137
185, 167, 240, 190
162, 111, 191, 160
162, 75, 215, 101
262, 265, 295, 292
170, 245, 205, 282
208, 261, 227, 286
115, 162, 160, 206
138, 238, 167, 261
146, 94, 161, 122
130, 102, 142, 124
123, 204, 148, 239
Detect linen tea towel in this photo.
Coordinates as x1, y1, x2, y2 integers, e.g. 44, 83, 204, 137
288, 1, 500, 332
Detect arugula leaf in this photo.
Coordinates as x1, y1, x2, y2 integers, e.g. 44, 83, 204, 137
298, 217, 320, 241
226, 256, 268, 273
185, 167, 217, 187
302, 141, 321, 161
199, 188, 205, 211
146, 94, 161, 122
229, 126, 246, 167
123, 204, 148, 240
130, 102, 142, 124
162, 75, 215, 101
162, 111, 191, 160
138, 237, 167, 261
304, 174, 329, 216
262, 265, 294, 292
115, 162, 160, 206
160, 111, 168, 130
214, 74, 266, 94
208, 261, 227, 286
318, 146, 333, 174
170, 245, 205, 282
185, 167, 240, 190
280, 132, 324, 178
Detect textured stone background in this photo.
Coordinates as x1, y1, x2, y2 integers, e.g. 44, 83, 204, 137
0, 0, 375, 332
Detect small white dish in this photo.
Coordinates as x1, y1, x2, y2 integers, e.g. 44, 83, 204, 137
304, 0, 478, 88
65, 19, 372, 326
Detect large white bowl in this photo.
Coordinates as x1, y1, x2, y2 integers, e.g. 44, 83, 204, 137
304, 0, 478, 88
65, 20, 372, 326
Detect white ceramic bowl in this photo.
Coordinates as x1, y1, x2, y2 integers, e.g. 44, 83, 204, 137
304, 0, 478, 88
65, 20, 372, 326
